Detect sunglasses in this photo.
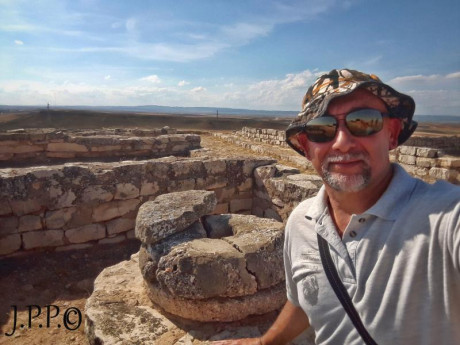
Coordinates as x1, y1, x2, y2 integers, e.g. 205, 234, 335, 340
301, 108, 387, 143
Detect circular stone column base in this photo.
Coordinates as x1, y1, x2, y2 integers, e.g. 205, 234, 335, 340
85, 252, 314, 345
144, 280, 287, 322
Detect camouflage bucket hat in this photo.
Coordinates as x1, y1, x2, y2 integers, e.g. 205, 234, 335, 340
285, 68, 417, 155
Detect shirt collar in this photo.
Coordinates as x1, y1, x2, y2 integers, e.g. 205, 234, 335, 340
365, 163, 417, 220
305, 163, 417, 222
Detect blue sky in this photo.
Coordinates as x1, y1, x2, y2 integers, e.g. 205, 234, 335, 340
1, 0, 459, 115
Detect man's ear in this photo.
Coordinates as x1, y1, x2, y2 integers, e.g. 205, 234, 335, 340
388, 118, 402, 150
296, 133, 311, 160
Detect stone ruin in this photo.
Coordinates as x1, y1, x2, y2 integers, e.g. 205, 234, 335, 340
6, 125, 456, 343
85, 189, 294, 344
137, 190, 286, 322
0, 126, 324, 343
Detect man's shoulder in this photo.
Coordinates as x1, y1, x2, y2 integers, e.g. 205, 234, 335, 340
412, 178, 460, 206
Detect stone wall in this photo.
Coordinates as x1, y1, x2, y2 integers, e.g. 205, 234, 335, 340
0, 128, 200, 165
390, 146, 459, 184
252, 164, 322, 221
234, 127, 460, 185
240, 127, 289, 148
0, 156, 275, 256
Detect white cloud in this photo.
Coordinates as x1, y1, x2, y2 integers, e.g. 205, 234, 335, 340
104, 75, 111, 80
178, 80, 189, 87
388, 72, 460, 115
3, 69, 458, 115
390, 74, 441, 84
140, 75, 161, 83
14, 40, 24, 45
190, 86, 206, 93
446, 72, 460, 79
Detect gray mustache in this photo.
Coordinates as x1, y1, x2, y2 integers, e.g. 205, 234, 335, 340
324, 153, 370, 165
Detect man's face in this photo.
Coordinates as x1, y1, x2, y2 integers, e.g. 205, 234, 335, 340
297, 88, 401, 193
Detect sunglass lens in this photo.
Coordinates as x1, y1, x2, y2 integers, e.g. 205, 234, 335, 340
304, 116, 337, 142
346, 109, 383, 137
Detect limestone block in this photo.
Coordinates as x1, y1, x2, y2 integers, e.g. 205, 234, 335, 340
170, 160, 205, 179
204, 159, 227, 175
438, 157, 460, 169
45, 207, 76, 229
66, 206, 93, 228
225, 227, 284, 290
195, 176, 227, 190
92, 199, 140, 222
242, 159, 277, 176
171, 144, 189, 152
414, 167, 429, 177
65, 224, 106, 244
0, 216, 19, 236
0, 234, 21, 255
254, 165, 277, 187
85, 254, 187, 345
139, 222, 207, 283
23, 230, 64, 249
0, 144, 43, 154
47, 188, 76, 210
416, 147, 438, 158
115, 183, 140, 200
415, 157, 433, 168
157, 238, 257, 299
230, 198, 253, 213
107, 217, 135, 235
398, 146, 417, 155
47, 142, 88, 152
82, 185, 114, 203
398, 154, 416, 165
140, 181, 159, 196
9, 199, 42, 216
135, 190, 216, 245
18, 215, 42, 232
429, 167, 453, 181
118, 199, 141, 216
167, 178, 196, 192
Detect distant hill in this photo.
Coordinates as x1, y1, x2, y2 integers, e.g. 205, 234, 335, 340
0, 105, 459, 123
0, 104, 297, 118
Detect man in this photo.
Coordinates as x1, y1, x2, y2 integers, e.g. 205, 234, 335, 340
212, 69, 460, 345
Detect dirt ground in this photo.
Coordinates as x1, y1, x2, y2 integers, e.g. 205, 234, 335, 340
0, 240, 140, 345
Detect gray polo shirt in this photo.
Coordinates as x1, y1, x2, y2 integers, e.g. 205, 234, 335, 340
284, 164, 460, 345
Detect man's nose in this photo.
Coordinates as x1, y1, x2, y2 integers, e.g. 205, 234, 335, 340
331, 120, 356, 152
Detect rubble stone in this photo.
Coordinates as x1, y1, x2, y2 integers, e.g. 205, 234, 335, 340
135, 190, 216, 245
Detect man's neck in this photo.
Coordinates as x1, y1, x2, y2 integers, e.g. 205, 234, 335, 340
325, 165, 394, 236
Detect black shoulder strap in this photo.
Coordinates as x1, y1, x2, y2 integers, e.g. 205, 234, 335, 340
317, 234, 378, 345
